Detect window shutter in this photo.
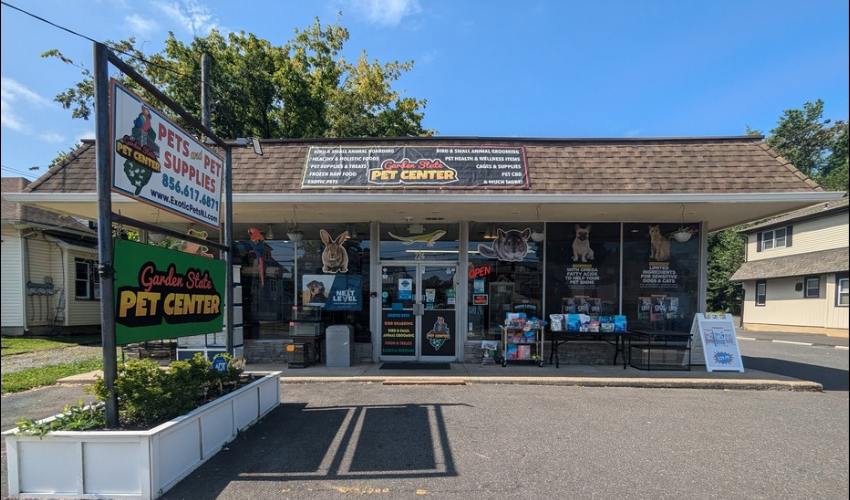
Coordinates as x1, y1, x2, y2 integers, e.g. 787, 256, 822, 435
786, 226, 793, 247
756, 232, 763, 252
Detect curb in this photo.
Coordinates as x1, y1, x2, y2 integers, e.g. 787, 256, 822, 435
276, 376, 823, 392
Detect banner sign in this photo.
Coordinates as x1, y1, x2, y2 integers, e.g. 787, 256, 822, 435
110, 80, 224, 228
114, 238, 225, 344
302, 274, 363, 311
301, 146, 529, 189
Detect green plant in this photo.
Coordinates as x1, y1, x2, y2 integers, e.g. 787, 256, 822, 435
90, 353, 245, 428
16, 400, 106, 438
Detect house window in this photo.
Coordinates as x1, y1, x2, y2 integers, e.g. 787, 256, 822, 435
760, 227, 788, 251
804, 276, 820, 298
837, 273, 849, 307
755, 280, 766, 306
75, 258, 100, 300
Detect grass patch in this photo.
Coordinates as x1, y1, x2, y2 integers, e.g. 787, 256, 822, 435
1, 357, 103, 394
1, 335, 101, 355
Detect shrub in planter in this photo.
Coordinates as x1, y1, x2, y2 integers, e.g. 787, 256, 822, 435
17, 353, 247, 433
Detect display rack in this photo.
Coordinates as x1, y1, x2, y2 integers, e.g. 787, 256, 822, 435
498, 325, 544, 367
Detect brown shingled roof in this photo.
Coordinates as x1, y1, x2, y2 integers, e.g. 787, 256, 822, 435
730, 247, 849, 281
24, 136, 823, 196
741, 196, 849, 233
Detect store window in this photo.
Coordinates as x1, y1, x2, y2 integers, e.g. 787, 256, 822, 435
545, 222, 620, 323
756, 280, 767, 306
836, 273, 848, 307
467, 223, 543, 341
75, 258, 101, 300
236, 222, 371, 342
804, 276, 820, 298
622, 223, 699, 331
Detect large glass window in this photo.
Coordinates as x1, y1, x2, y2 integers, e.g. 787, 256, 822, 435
545, 222, 620, 321
237, 222, 371, 342
467, 222, 543, 340
622, 223, 699, 332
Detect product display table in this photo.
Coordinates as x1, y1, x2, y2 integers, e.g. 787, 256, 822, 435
548, 330, 630, 369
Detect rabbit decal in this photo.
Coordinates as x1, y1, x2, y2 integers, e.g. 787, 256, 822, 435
320, 229, 349, 273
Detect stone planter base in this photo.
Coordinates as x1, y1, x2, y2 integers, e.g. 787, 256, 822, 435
3, 371, 281, 500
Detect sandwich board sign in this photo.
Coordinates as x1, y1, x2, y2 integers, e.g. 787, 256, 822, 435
690, 313, 744, 372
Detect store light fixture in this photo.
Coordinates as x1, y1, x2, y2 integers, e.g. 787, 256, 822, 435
266, 224, 274, 240
483, 224, 497, 240
531, 205, 545, 242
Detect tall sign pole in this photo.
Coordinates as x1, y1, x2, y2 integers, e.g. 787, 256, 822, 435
93, 42, 119, 428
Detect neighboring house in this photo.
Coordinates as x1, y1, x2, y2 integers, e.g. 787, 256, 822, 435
1, 177, 101, 336
731, 197, 849, 335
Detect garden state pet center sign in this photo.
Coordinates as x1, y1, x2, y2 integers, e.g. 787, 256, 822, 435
302, 146, 530, 188
113, 239, 225, 344
110, 79, 224, 228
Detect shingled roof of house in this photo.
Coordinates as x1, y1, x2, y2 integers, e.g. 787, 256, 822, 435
741, 196, 849, 233
22, 135, 822, 195
1, 177, 94, 233
730, 247, 849, 281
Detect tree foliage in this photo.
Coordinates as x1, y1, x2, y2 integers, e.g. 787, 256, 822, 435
706, 228, 746, 314
709, 100, 848, 312
752, 99, 848, 193
43, 15, 433, 141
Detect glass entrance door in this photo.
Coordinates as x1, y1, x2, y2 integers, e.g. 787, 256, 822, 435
380, 263, 458, 362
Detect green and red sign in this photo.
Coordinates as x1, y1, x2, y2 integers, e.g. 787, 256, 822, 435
113, 239, 225, 344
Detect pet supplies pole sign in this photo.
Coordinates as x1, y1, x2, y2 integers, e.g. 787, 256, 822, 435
113, 238, 225, 344
301, 146, 530, 189
110, 79, 224, 229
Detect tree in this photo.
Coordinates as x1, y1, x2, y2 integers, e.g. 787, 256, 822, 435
709, 100, 848, 313
706, 228, 746, 314
750, 99, 848, 194
43, 15, 433, 141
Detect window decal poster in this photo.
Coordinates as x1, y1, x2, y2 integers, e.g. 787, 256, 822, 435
302, 274, 363, 311
302, 146, 529, 189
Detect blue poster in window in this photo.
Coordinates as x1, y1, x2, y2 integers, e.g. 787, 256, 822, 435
302, 274, 362, 311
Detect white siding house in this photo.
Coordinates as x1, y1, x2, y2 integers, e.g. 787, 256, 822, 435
731, 197, 849, 335
1, 177, 100, 335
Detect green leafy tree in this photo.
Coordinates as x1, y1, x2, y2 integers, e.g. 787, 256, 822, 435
706, 228, 746, 314
710, 100, 848, 312
43, 15, 433, 140
749, 99, 848, 194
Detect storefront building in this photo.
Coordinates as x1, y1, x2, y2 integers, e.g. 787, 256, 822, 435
10, 136, 841, 364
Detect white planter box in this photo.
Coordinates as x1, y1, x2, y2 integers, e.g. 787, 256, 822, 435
3, 372, 281, 500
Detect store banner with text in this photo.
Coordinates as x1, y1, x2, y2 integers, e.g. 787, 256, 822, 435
114, 238, 225, 344
111, 79, 223, 228
302, 146, 529, 189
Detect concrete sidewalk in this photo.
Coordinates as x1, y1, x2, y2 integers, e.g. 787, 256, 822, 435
57, 360, 822, 391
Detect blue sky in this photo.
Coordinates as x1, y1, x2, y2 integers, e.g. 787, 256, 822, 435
2, 0, 848, 181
